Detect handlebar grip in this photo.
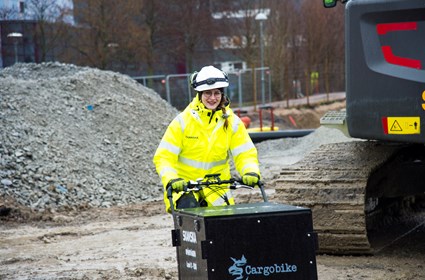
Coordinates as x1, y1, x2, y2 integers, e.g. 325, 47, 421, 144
258, 180, 268, 202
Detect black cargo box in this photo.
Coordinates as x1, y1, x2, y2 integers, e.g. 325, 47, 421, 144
171, 202, 318, 280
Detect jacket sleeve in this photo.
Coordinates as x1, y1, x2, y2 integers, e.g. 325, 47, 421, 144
153, 115, 183, 189
229, 115, 261, 177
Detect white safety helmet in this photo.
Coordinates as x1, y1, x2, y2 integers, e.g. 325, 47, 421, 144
190, 65, 229, 92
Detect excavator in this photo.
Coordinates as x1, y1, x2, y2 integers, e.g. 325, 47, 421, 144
274, 0, 425, 254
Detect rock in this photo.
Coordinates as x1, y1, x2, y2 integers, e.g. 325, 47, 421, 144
1, 179, 13, 186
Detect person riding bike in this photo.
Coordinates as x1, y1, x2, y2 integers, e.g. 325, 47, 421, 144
153, 65, 261, 213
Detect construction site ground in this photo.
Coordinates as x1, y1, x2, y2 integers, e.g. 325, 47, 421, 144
1, 198, 424, 280
1, 64, 424, 279
2, 99, 424, 280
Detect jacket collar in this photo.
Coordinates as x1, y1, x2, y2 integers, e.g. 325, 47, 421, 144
188, 94, 218, 118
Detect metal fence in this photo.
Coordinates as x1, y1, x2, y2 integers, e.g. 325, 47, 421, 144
132, 65, 345, 111
132, 67, 271, 111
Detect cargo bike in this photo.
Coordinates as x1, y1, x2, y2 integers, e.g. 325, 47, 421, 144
167, 174, 318, 280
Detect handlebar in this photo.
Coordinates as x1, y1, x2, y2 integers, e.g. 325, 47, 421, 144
166, 173, 268, 212
184, 173, 253, 192
185, 179, 254, 192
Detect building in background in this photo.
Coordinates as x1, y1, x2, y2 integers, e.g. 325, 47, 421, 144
0, 0, 73, 68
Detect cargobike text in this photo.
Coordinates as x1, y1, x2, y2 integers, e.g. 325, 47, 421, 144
245, 263, 297, 276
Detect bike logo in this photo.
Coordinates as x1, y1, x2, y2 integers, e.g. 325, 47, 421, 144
228, 255, 248, 280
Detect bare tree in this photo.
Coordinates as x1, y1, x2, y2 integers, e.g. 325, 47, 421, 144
137, 0, 170, 75
25, 0, 72, 62
217, 1, 260, 70
321, 5, 345, 95
237, 7, 262, 110
267, 0, 298, 104
162, 0, 216, 73
69, 0, 146, 71
299, 0, 345, 103
0, 6, 18, 20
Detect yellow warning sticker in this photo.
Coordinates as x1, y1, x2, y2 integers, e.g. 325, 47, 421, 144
387, 117, 420, 134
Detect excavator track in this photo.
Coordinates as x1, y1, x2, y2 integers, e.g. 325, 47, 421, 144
274, 141, 401, 254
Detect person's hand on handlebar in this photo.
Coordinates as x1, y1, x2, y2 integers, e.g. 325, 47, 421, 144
167, 178, 187, 192
242, 172, 260, 187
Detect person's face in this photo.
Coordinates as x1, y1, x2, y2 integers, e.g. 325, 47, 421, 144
201, 89, 222, 110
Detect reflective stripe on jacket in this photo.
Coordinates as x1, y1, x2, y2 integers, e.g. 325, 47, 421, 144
153, 95, 260, 213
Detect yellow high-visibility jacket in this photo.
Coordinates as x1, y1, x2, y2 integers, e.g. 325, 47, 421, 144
153, 95, 260, 213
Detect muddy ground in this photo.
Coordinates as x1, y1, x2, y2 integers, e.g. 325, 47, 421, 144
1, 199, 424, 280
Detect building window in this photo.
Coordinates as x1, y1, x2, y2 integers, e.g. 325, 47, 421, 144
19, 2, 25, 14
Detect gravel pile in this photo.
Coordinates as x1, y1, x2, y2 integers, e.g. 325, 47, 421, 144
0, 62, 178, 211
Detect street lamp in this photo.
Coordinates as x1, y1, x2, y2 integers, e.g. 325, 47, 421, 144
7, 32, 23, 64
255, 12, 267, 105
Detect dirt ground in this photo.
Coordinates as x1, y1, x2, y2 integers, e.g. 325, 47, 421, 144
1, 199, 424, 280
1, 100, 424, 280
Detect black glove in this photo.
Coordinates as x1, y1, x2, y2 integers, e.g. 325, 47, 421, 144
167, 178, 187, 192
242, 172, 260, 187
